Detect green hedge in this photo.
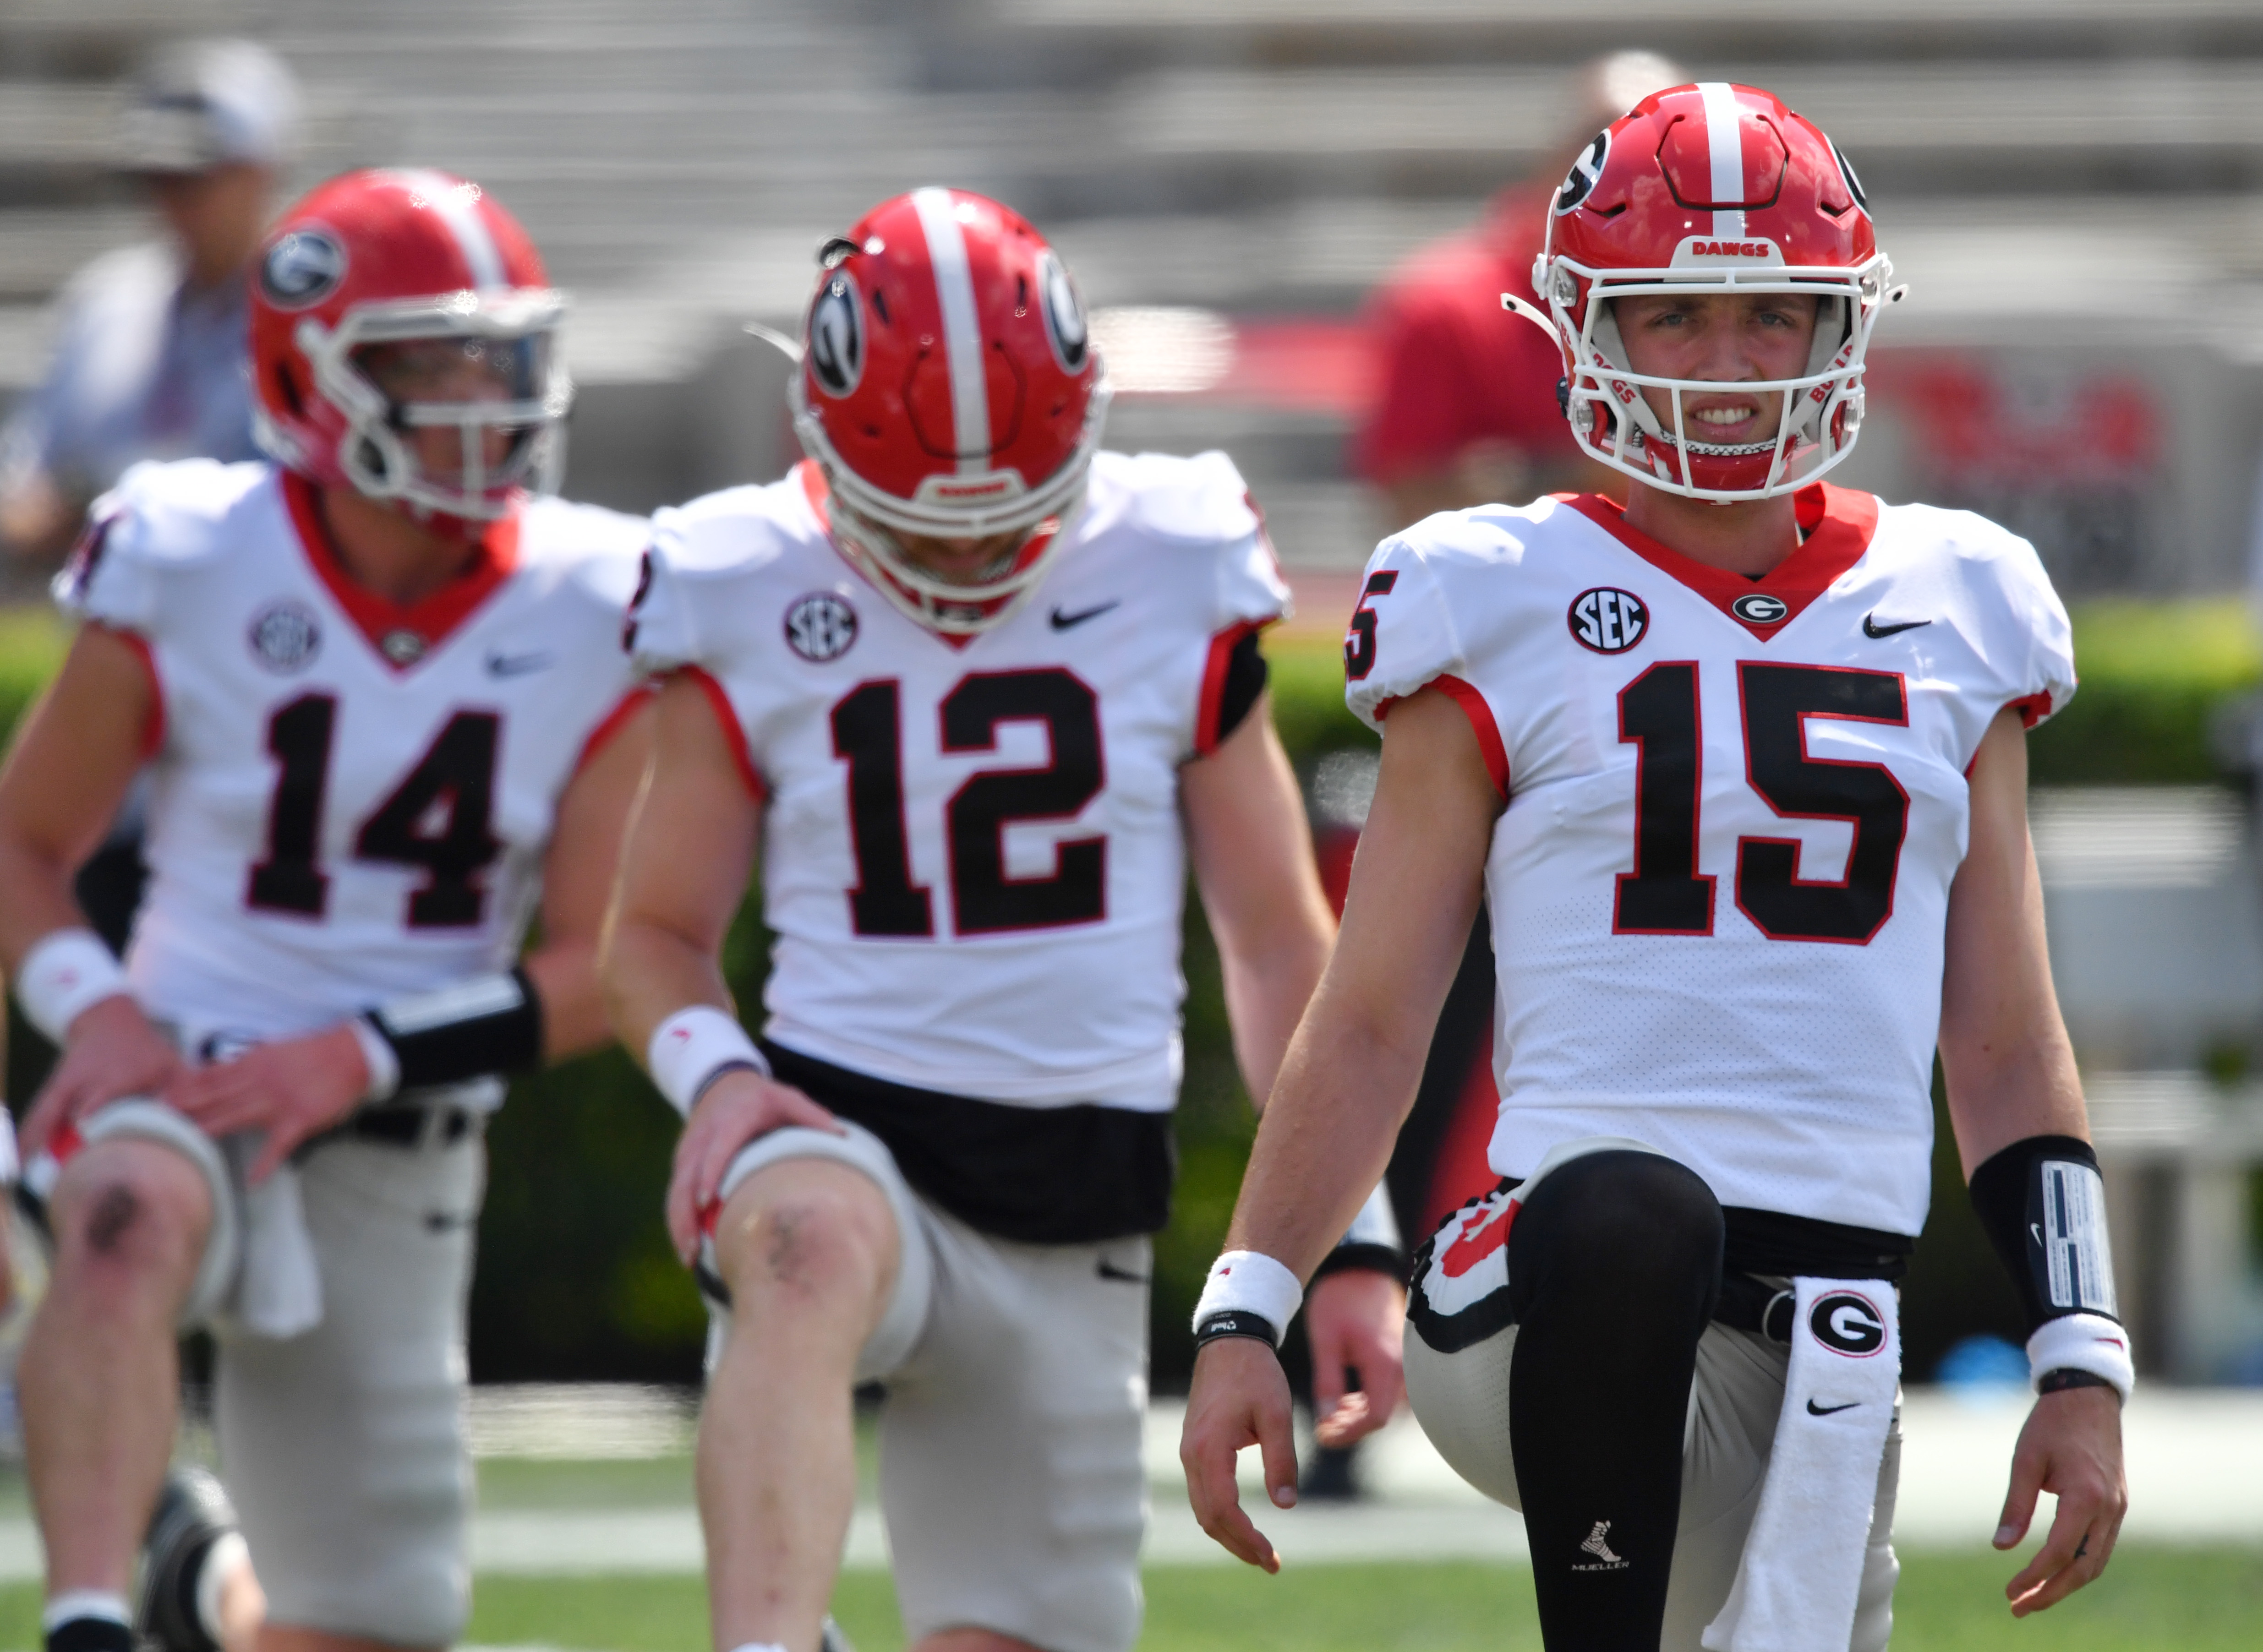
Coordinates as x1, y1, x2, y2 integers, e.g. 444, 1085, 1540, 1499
1, 600, 2256, 1385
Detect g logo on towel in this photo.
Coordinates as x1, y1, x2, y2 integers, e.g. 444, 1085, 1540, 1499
1810, 1291, 1887, 1357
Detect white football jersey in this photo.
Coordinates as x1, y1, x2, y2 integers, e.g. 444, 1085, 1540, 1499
61, 459, 648, 1054
631, 452, 1289, 1112
1347, 484, 2076, 1235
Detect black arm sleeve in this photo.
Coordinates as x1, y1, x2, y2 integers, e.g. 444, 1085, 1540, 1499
366, 965, 546, 1091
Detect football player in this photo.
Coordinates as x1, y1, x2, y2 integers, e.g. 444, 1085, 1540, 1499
1182, 84, 2128, 1652
601, 188, 1403, 1652
0, 169, 653, 1652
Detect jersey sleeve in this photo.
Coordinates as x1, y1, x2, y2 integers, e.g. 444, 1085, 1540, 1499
1997, 534, 2077, 729
53, 462, 179, 634
1342, 536, 1468, 732
623, 510, 702, 678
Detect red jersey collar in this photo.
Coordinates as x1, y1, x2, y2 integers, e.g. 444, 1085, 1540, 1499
1558, 483, 1880, 643
281, 472, 521, 671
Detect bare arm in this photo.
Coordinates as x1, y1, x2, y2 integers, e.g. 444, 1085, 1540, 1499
599, 671, 840, 1259
1938, 706, 2125, 1617
0, 624, 181, 1151
1180, 695, 1336, 1110
1224, 687, 1498, 1273
1938, 707, 2087, 1164
0, 624, 153, 968
1182, 685, 1500, 1567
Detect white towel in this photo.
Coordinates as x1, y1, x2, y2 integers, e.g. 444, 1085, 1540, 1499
1703, 1277, 1899, 1652
224, 1145, 324, 1340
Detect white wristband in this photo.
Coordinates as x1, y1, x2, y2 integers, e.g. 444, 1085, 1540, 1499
346, 1017, 402, 1102
647, 1005, 769, 1118
1192, 1249, 1305, 1343
2028, 1312, 2135, 1404
16, 928, 130, 1043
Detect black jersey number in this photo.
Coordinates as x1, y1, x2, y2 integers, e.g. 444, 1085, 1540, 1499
830, 668, 1106, 938
246, 694, 504, 928
1614, 662, 1908, 944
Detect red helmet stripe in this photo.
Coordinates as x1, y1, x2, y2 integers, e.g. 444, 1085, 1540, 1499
1697, 81, 1747, 241
910, 186, 992, 473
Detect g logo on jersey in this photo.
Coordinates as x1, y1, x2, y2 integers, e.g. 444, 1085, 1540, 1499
785, 592, 858, 662
1731, 593, 1790, 626
247, 600, 322, 673
1554, 131, 1611, 215
1810, 1291, 1888, 1357
260, 228, 347, 311
1568, 587, 1648, 654
807, 274, 864, 398
1036, 250, 1090, 374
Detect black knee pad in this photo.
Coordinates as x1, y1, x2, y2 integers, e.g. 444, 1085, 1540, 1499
1505, 1148, 1724, 1330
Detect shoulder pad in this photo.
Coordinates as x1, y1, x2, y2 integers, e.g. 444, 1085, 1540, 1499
1092, 449, 1261, 546
648, 480, 807, 579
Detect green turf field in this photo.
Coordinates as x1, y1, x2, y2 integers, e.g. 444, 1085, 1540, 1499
5, 1552, 2248, 1652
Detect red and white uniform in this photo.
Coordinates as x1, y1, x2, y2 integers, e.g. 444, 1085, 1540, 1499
631, 450, 1287, 1112
60, 456, 648, 1057
1347, 483, 2075, 1235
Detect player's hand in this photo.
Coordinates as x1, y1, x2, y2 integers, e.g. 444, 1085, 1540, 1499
1181, 1336, 1300, 1573
1305, 1266, 1407, 1448
665, 1067, 843, 1263
163, 1024, 369, 1185
21, 994, 184, 1156
1995, 1383, 2126, 1615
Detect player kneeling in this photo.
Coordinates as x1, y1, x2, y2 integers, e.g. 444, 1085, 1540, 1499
1182, 84, 2127, 1651
0, 171, 651, 1652
603, 190, 1404, 1652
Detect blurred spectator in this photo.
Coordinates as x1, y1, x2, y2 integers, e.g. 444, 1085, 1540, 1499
0, 39, 299, 565
1355, 50, 1682, 531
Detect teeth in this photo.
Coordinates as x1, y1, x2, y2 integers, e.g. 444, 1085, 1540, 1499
1695, 407, 1754, 425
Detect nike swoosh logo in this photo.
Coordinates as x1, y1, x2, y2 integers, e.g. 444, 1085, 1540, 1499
1807, 1398, 1860, 1416
1050, 600, 1121, 631
1096, 1259, 1150, 1284
1862, 614, 1931, 638
486, 650, 553, 677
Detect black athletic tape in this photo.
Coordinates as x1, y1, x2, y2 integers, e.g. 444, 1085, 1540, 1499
1213, 631, 1268, 747
2037, 1367, 2119, 1398
366, 965, 545, 1091
1193, 1309, 1281, 1350
1968, 1134, 2120, 1335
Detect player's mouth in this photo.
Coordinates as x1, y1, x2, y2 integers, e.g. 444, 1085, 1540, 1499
1686, 399, 1764, 439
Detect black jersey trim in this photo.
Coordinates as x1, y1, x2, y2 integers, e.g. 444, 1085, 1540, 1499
1720, 1206, 1915, 1281
760, 1039, 1175, 1244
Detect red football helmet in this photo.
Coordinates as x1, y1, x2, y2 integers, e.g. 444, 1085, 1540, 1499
790, 187, 1110, 633
1523, 83, 1900, 501
250, 168, 571, 524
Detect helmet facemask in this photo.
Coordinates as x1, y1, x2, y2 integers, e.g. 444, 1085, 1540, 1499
290, 289, 572, 524
1549, 254, 1897, 502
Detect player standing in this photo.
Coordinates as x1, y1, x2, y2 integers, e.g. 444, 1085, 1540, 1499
602, 188, 1404, 1652
0, 170, 652, 1652
1183, 85, 2127, 1651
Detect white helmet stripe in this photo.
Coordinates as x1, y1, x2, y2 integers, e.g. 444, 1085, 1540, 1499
910, 186, 991, 475
1698, 82, 1746, 242
384, 167, 506, 290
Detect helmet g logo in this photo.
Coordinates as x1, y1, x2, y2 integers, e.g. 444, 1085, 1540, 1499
260, 228, 347, 311
1036, 250, 1089, 374
1810, 1291, 1888, 1357
807, 274, 864, 398
1554, 131, 1611, 215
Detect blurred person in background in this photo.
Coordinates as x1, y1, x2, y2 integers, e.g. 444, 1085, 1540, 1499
0, 39, 298, 567
1354, 50, 1681, 532
0, 169, 651, 1652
